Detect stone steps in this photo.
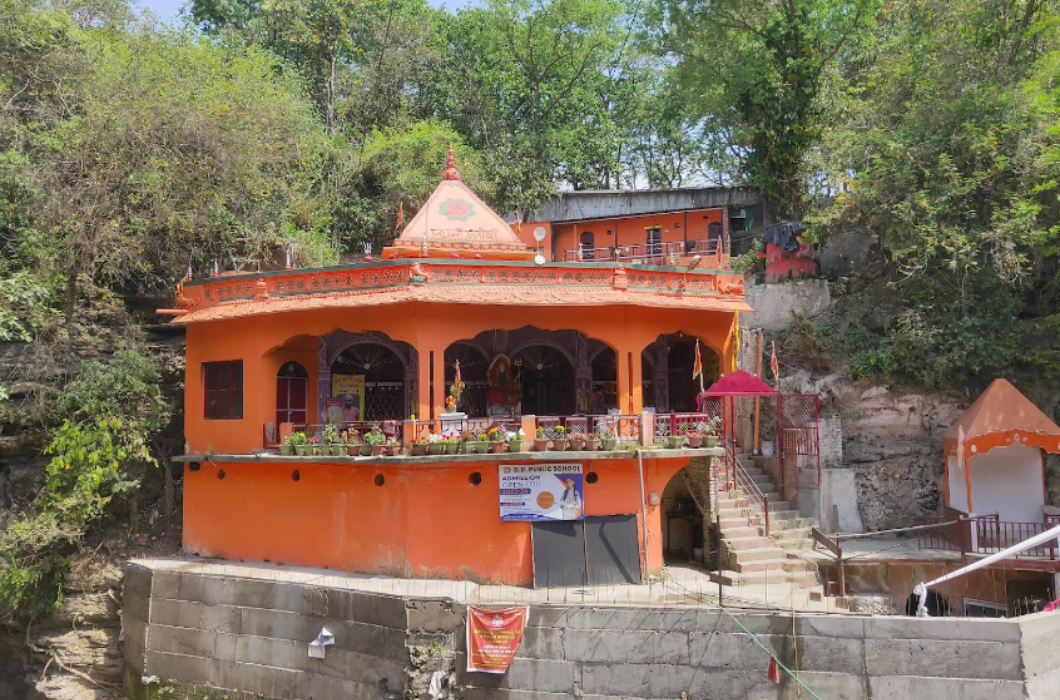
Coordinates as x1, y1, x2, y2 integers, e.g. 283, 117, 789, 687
714, 453, 819, 588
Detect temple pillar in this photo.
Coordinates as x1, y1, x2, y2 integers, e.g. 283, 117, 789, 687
574, 333, 592, 415
432, 348, 446, 420
616, 346, 644, 415
653, 336, 669, 413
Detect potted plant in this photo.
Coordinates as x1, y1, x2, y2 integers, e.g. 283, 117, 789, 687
488, 427, 507, 453
322, 423, 344, 456
460, 431, 478, 454
533, 427, 550, 452
569, 432, 586, 451
473, 431, 490, 454
427, 432, 445, 455
685, 428, 703, 448
308, 434, 323, 456
507, 428, 525, 453
412, 438, 428, 456
552, 425, 569, 451
345, 432, 363, 456
703, 416, 721, 448
600, 428, 616, 451
385, 437, 401, 457
666, 435, 685, 449
366, 424, 387, 456
584, 431, 601, 451
289, 431, 309, 456
442, 430, 460, 455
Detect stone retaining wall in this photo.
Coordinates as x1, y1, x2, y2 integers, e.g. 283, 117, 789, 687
125, 560, 1060, 700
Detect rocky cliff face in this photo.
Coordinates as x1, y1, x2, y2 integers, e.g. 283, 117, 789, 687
0, 281, 185, 700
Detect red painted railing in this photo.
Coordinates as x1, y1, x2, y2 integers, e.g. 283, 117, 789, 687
916, 512, 1059, 560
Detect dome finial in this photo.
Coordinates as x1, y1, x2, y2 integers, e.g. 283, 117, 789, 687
442, 143, 461, 181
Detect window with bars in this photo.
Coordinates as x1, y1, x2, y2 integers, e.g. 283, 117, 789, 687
204, 360, 244, 420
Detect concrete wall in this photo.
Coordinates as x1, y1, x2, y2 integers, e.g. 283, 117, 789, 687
742, 278, 831, 334
126, 560, 1060, 700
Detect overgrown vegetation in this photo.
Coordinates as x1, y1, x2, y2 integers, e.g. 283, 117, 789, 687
4, 0, 1060, 621
0, 350, 171, 621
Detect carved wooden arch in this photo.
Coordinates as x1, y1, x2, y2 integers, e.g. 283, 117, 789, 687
508, 337, 576, 369
325, 330, 417, 371
587, 341, 618, 366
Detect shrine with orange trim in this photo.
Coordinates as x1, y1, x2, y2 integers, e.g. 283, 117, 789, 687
162, 148, 821, 587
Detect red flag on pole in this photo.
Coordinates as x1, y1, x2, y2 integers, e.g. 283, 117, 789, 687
395, 202, 404, 230
692, 339, 703, 381
770, 341, 779, 382
767, 657, 781, 683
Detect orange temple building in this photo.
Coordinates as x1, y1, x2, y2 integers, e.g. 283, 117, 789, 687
164, 148, 756, 586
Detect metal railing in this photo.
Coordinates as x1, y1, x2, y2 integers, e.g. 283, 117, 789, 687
916, 512, 1059, 560
535, 414, 641, 444
731, 454, 771, 537
562, 238, 725, 264
653, 412, 719, 443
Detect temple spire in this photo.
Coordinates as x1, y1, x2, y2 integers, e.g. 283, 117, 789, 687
442, 143, 462, 182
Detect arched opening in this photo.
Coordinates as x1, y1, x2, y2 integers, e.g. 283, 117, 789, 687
660, 467, 710, 567
667, 335, 719, 412
515, 345, 575, 416
588, 347, 616, 414
276, 361, 308, 426
444, 342, 489, 416
331, 342, 406, 421
640, 333, 720, 414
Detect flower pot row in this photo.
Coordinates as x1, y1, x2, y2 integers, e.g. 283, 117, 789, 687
532, 437, 619, 452
281, 443, 397, 457
665, 436, 719, 449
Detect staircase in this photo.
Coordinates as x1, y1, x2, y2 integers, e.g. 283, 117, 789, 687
715, 454, 819, 587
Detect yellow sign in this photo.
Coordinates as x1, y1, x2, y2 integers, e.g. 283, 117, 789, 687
331, 374, 365, 423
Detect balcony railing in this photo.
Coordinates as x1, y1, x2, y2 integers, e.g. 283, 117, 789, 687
263, 412, 729, 452
563, 237, 726, 264
915, 510, 1060, 560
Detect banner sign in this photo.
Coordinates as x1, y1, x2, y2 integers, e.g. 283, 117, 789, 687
499, 464, 583, 522
330, 374, 365, 422
466, 605, 530, 673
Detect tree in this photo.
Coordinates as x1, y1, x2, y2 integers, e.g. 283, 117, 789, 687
653, 0, 878, 217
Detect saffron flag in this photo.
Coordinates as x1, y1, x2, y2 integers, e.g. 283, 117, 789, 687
692, 339, 703, 381
395, 201, 404, 230
767, 657, 781, 683
770, 341, 779, 381
515, 210, 521, 236
466, 606, 529, 673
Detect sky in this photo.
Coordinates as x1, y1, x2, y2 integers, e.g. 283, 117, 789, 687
136, 0, 469, 23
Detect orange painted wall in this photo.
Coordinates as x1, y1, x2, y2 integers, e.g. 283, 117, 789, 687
183, 302, 737, 454
512, 221, 552, 260
182, 456, 686, 585
552, 209, 724, 260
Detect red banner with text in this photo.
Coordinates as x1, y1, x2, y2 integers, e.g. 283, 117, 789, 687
465, 605, 530, 673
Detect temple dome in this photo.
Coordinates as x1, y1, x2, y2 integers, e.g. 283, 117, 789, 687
382, 146, 533, 260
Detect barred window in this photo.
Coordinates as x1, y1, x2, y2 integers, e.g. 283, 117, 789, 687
204, 361, 243, 420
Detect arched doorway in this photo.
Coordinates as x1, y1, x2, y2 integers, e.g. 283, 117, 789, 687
660, 466, 712, 567
515, 345, 575, 416
331, 343, 406, 421
667, 335, 719, 412
588, 346, 616, 414
276, 362, 308, 426
445, 342, 489, 416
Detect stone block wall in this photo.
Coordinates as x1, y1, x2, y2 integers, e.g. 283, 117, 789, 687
125, 560, 1060, 700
